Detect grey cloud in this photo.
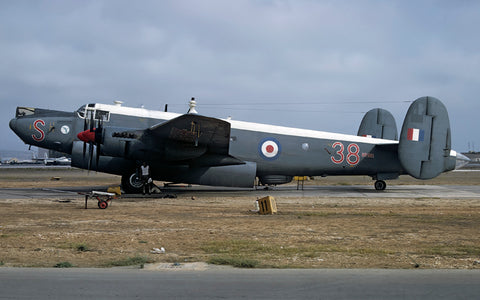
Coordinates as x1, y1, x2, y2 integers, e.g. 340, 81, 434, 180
1, 0, 479, 151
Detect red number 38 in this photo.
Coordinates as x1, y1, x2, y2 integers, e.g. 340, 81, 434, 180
330, 142, 360, 166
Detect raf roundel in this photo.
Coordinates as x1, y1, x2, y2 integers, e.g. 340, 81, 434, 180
259, 138, 281, 160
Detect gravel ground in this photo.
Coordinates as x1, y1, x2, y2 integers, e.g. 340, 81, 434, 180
1, 168, 479, 269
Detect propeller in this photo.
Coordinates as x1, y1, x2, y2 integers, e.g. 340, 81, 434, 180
77, 111, 104, 172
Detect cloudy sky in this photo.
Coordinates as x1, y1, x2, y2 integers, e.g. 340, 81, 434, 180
1, 0, 479, 152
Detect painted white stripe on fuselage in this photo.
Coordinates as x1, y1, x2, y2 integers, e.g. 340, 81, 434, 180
89, 103, 181, 120
91, 103, 399, 145
228, 119, 398, 145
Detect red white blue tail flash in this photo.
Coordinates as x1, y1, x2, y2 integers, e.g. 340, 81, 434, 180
407, 128, 424, 142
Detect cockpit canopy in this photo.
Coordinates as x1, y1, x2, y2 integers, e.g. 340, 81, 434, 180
15, 107, 35, 118
15, 107, 73, 118
76, 104, 110, 122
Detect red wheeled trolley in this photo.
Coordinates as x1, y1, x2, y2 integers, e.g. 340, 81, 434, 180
82, 191, 117, 209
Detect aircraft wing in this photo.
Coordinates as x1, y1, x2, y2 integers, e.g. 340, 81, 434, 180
144, 114, 244, 166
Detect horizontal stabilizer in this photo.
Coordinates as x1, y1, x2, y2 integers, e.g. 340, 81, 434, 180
398, 96, 451, 179
357, 108, 398, 140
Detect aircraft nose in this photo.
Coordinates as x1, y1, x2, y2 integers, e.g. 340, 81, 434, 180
9, 118, 18, 133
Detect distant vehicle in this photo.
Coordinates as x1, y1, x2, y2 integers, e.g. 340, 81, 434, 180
9, 96, 469, 193
44, 156, 71, 166
6, 157, 41, 165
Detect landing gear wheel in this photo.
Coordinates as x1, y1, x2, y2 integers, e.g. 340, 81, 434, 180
374, 180, 387, 191
121, 173, 144, 194
98, 200, 108, 209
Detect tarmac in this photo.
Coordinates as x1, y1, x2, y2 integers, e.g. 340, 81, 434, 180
1, 267, 479, 299
1, 184, 480, 200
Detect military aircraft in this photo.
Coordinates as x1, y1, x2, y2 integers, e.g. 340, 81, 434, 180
9, 96, 469, 193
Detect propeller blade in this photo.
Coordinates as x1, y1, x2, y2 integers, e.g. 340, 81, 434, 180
95, 118, 103, 144
93, 118, 103, 172
95, 143, 101, 171
89, 111, 94, 131
87, 143, 94, 172
82, 113, 88, 158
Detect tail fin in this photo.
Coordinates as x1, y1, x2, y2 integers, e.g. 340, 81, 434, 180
358, 108, 398, 140
398, 96, 451, 179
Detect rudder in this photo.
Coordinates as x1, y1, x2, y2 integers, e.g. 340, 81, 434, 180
398, 96, 451, 179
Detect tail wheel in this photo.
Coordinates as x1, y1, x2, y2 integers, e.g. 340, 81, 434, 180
121, 172, 143, 194
374, 180, 387, 191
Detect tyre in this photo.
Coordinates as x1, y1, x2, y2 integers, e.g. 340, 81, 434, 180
374, 180, 387, 191
98, 200, 108, 209
121, 172, 144, 194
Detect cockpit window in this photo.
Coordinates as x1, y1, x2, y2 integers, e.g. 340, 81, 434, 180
76, 105, 86, 118
76, 105, 110, 122
16, 107, 35, 118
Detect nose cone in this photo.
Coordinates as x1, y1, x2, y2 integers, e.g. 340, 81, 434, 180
9, 117, 30, 142
9, 118, 18, 134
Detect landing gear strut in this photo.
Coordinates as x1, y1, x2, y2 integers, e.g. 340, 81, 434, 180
374, 180, 387, 191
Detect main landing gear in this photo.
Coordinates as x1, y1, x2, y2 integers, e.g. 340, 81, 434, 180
121, 172, 144, 194
374, 180, 387, 191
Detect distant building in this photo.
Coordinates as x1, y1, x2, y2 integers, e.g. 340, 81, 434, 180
463, 152, 480, 161
37, 147, 70, 159
37, 148, 49, 159
462, 152, 480, 168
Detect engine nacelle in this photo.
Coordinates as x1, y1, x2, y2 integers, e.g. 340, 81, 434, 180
100, 127, 151, 161
71, 141, 136, 175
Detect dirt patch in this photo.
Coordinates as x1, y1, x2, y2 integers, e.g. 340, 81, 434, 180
1, 168, 480, 269
0, 168, 120, 188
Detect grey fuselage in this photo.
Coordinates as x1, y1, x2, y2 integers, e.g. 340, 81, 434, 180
10, 103, 406, 187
